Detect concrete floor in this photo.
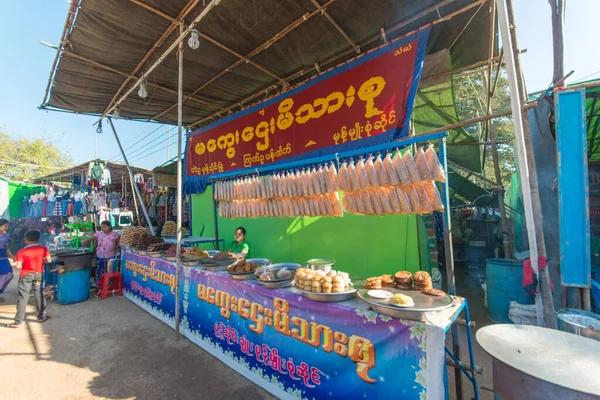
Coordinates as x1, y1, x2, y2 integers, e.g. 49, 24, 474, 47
0, 262, 495, 400
0, 276, 274, 400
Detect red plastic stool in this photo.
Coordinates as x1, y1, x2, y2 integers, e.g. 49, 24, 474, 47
99, 273, 123, 299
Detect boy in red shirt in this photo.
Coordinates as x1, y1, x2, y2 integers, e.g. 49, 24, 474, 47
7, 230, 51, 328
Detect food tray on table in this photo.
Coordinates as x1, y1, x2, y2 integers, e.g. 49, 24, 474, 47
357, 288, 454, 321
182, 260, 201, 267
163, 255, 178, 262
136, 250, 148, 256
295, 286, 358, 302
161, 234, 190, 239
198, 258, 231, 271
226, 259, 271, 280
254, 263, 300, 289
148, 251, 162, 258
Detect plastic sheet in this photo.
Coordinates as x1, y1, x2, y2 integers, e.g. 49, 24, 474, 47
338, 162, 351, 191
383, 153, 400, 186
348, 161, 362, 191
393, 152, 411, 185
415, 147, 432, 180
365, 156, 380, 188
425, 144, 446, 182
414, 183, 433, 214
423, 181, 444, 211
374, 155, 389, 186
377, 187, 393, 214
356, 158, 370, 189
403, 151, 422, 184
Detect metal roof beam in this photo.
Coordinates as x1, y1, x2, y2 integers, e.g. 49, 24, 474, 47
310, 0, 360, 53
40, 42, 213, 108
148, 0, 337, 122
101, 0, 203, 116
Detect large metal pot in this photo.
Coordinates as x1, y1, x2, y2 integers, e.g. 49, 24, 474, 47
557, 309, 600, 341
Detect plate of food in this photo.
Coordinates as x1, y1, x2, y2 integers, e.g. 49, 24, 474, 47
226, 260, 263, 280
294, 268, 357, 302
367, 289, 393, 300
388, 293, 415, 308
255, 263, 300, 289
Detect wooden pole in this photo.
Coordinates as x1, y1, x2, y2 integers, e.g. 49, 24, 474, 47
504, 0, 557, 328
549, 0, 565, 84
175, 24, 184, 335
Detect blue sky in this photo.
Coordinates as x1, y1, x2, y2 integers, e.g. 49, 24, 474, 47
0, 0, 598, 170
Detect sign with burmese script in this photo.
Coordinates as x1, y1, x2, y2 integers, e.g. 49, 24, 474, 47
185, 28, 430, 182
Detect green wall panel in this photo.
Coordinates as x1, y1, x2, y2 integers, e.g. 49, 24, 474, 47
191, 186, 422, 278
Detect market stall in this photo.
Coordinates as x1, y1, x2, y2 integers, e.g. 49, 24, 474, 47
122, 250, 471, 399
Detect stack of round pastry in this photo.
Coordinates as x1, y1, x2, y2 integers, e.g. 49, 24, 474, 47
121, 227, 148, 246
395, 271, 413, 290
413, 271, 433, 291
365, 276, 382, 289
295, 268, 350, 293
381, 274, 394, 287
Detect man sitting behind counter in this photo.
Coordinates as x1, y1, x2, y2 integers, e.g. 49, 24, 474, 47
229, 227, 251, 258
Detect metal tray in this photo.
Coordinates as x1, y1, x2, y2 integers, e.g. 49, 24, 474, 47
163, 255, 178, 262
228, 271, 255, 281
148, 251, 162, 258
357, 288, 454, 321
296, 287, 357, 302
246, 258, 271, 266
256, 278, 294, 289
202, 264, 227, 272
254, 263, 300, 283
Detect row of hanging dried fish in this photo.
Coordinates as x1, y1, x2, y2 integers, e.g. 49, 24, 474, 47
214, 162, 339, 201
338, 145, 445, 192
219, 194, 343, 219
342, 182, 444, 215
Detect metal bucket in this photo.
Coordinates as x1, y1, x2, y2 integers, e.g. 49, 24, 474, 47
557, 309, 600, 341
485, 258, 535, 323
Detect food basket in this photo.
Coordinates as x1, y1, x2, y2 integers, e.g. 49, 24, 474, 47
357, 288, 454, 321
295, 286, 357, 302
254, 263, 300, 289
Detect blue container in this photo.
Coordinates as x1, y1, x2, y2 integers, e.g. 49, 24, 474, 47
486, 258, 535, 323
44, 263, 57, 286
57, 268, 90, 305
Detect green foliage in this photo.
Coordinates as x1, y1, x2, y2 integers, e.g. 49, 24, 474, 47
0, 132, 73, 181
452, 68, 516, 186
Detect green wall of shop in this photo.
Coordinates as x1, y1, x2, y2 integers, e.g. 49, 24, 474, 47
191, 186, 423, 278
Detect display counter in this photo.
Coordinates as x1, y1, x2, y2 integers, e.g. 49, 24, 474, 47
122, 250, 464, 400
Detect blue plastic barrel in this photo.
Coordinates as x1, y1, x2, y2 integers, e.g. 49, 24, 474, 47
57, 268, 90, 304
486, 258, 535, 323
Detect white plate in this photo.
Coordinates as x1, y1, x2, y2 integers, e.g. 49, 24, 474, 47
367, 289, 393, 299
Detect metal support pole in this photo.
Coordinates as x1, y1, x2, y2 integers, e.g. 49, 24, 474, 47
212, 196, 220, 250
438, 137, 462, 399
107, 117, 154, 235
495, 0, 542, 325
175, 25, 184, 335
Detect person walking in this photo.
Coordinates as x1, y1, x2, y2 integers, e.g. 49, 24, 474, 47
6, 230, 51, 328
0, 219, 14, 303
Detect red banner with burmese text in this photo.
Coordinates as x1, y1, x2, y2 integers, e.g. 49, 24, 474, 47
185, 28, 429, 186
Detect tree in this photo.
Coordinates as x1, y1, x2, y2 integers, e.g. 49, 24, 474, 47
0, 132, 73, 181
452, 68, 516, 186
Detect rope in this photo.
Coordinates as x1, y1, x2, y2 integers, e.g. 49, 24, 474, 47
448, 1, 486, 51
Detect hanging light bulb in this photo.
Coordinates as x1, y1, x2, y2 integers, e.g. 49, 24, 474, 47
188, 29, 200, 50
138, 78, 148, 99
96, 120, 103, 134
113, 106, 120, 120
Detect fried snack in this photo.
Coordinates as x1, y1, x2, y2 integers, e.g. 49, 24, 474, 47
381, 274, 395, 287
402, 150, 422, 184
415, 147, 432, 181
365, 276, 382, 289
425, 144, 446, 182
229, 260, 261, 273
389, 293, 414, 307
395, 271, 413, 290
413, 271, 433, 291
162, 221, 177, 235
186, 247, 209, 258
422, 288, 445, 297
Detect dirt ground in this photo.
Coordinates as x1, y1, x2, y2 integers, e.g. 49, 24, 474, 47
0, 265, 494, 400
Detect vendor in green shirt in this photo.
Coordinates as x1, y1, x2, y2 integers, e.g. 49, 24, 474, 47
230, 226, 251, 258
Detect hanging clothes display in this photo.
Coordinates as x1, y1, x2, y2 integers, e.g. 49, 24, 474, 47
46, 188, 56, 217
101, 165, 112, 186
74, 191, 83, 215
96, 191, 107, 208
67, 192, 75, 216
21, 197, 29, 218
108, 192, 120, 209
